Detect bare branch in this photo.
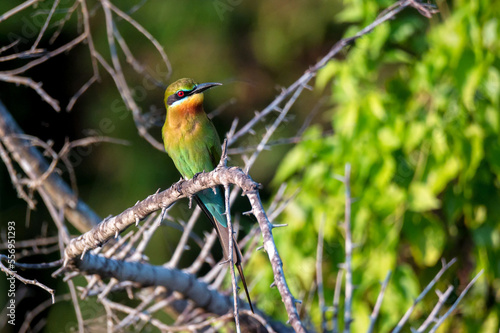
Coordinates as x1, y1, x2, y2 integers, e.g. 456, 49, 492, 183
61, 164, 304, 331
428, 270, 484, 333
224, 184, 241, 331
0, 101, 100, 231
0, 236, 59, 251
316, 215, 327, 332
31, 0, 60, 51
416, 285, 454, 332
67, 279, 85, 333
166, 206, 203, 268
185, 229, 218, 274
0, 0, 42, 24
108, 2, 172, 80
367, 270, 392, 333
246, 190, 305, 332
393, 258, 457, 333
2, 33, 87, 77
343, 163, 353, 333
228, 0, 434, 149
0, 254, 55, 303
66, 75, 99, 111
73, 253, 233, 314
244, 84, 305, 173
0, 74, 60, 111
0, 140, 36, 209
332, 268, 343, 332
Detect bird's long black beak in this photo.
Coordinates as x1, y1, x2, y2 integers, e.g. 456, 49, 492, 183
192, 82, 222, 94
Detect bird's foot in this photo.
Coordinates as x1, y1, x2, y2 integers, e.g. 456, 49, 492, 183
174, 181, 183, 196
193, 171, 203, 181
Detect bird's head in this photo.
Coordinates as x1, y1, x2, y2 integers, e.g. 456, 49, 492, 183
164, 78, 222, 111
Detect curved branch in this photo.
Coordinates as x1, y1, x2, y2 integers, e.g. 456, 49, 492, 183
63, 165, 305, 332
74, 253, 235, 315
0, 100, 100, 232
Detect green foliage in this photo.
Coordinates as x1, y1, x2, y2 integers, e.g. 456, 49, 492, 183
267, 0, 500, 330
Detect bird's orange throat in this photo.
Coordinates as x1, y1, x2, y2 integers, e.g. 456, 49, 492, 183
165, 94, 205, 130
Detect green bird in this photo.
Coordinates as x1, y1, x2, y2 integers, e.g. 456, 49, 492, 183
162, 78, 254, 313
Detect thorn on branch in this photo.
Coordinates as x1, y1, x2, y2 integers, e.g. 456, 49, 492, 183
80, 248, 87, 260
241, 188, 260, 195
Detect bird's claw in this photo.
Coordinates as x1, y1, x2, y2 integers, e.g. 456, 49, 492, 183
174, 182, 183, 196
193, 171, 203, 181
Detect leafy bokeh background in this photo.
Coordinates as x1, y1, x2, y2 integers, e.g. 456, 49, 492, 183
0, 0, 499, 332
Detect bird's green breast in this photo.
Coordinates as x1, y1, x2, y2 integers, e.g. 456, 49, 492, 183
162, 101, 221, 179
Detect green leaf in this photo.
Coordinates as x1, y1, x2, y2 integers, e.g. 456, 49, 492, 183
482, 18, 498, 49
316, 61, 339, 92
273, 146, 308, 183
484, 66, 500, 106
408, 183, 440, 212
378, 127, 401, 150
336, 4, 364, 23
405, 122, 426, 152
405, 214, 446, 266
462, 65, 483, 111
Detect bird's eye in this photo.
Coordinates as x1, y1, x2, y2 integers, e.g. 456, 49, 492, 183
177, 91, 185, 97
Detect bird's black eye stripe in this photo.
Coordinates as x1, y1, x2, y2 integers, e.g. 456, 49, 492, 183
167, 87, 195, 106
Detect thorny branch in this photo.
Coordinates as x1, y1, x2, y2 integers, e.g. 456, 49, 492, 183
392, 258, 457, 333
0, 254, 55, 303
0, 95, 293, 331
0, 0, 171, 149
428, 270, 484, 333
0, 100, 101, 232
60, 163, 305, 332
225, 0, 437, 153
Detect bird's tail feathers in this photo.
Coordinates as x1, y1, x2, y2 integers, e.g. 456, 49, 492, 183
194, 195, 254, 313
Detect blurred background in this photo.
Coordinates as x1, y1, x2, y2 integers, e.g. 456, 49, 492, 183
0, 0, 499, 332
